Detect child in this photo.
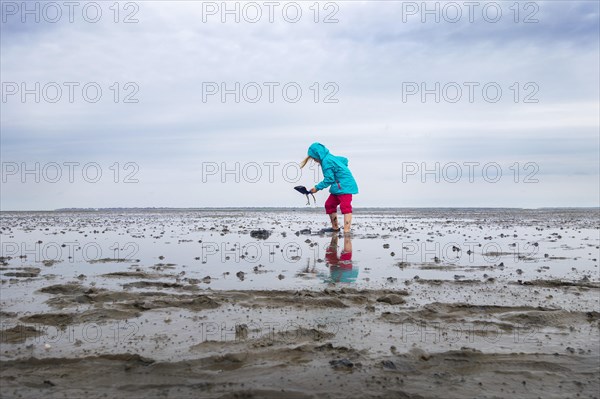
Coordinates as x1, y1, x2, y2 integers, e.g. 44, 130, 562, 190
300, 142, 358, 233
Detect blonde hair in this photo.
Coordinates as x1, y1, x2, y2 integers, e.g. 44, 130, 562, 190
299, 156, 314, 169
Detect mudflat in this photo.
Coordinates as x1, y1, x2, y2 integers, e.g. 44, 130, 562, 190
1, 208, 598, 398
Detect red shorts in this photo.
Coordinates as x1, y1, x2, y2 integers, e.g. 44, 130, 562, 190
325, 194, 353, 214
325, 248, 352, 267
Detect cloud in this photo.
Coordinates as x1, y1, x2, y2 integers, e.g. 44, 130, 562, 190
1, 0, 598, 209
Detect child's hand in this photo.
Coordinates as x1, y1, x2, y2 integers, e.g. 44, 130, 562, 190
310, 187, 317, 194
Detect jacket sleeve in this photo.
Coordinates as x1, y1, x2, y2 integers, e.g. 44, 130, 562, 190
315, 165, 336, 191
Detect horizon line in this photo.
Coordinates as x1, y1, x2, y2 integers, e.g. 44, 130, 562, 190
1, 206, 599, 213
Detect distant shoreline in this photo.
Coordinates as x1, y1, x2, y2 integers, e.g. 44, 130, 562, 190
0, 207, 598, 213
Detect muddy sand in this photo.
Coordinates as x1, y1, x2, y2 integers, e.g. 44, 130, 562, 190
1, 284, 599, 398
0, 209, 598, 398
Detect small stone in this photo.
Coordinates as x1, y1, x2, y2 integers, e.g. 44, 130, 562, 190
329, 358, 354, 369
235, 324, 248, 340
250, 230, 271, 240
382, 360, 397, 370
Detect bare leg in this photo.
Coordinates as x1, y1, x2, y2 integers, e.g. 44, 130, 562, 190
329, 213, 339, 230
343, 213, 352, 233
329, 233, 339, 249
343, 234, 352, 253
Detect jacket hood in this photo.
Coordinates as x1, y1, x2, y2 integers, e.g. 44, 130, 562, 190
307, 142, 330, 162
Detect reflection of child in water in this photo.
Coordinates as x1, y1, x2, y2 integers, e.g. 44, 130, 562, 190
324, 234, 358, 283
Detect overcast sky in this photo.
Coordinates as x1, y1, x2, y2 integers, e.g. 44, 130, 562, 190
1, 1, 598, 210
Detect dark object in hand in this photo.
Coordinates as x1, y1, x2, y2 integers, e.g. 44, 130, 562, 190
294, 186, 316, 205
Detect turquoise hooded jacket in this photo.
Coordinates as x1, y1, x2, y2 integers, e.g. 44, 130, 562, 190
308, 143, 358, 195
